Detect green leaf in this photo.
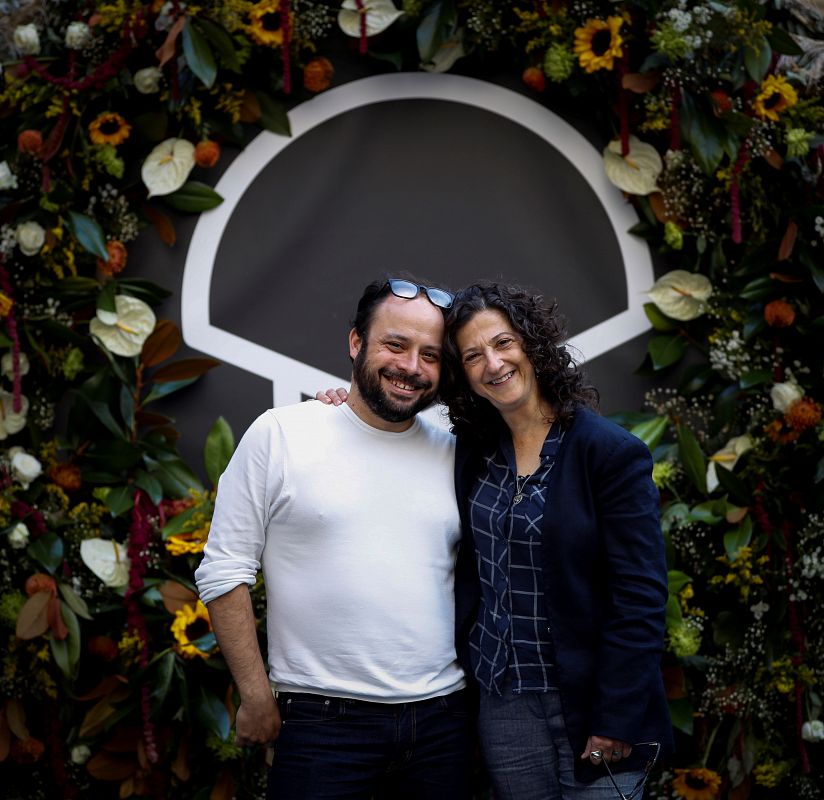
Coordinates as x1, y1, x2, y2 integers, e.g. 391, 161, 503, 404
648, 334, 686, 370
680, 91, 724, 176
143, 377, 199, 404
643, 303, 677, 332
679, 364, 714, 396
133, 111, 169, 142
816, 457, 824, 484
68, 211, 109, 260
713, 610, 745, 648
151, 650, 177, 706
27, 532, 64, 574
739, 370, 772, 389
724, 516, 753, 560
195, 18, 241, 72
50, 603, 81, 679
97, 281, 117, 313
58, 582, 92, 620
668, 698, 694, 735
196, 686, 230, 740
163, 182, 223, 213
161, 505, 201, 539
630, 416, 669, 451
154, 459, 204, 498
204, 416, 235, 486
714, 465, 750, 506
665, 594, 683, 625
105, 485, 134, 517
120, 385, 135, 430
73, 391, 126, 439
661, 502, 690, 533
677, 424, 707, 495
182, 18, 217, 88
135, 470, 164, 506
744, 38, 772, 82
255, 91, 291, 136
767, 27, 803, 56
668, 570, 693, 594
688, 501, 723, 525
117, 278, 172, 304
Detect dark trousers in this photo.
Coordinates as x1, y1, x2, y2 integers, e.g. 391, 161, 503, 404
267, 689, 472, 800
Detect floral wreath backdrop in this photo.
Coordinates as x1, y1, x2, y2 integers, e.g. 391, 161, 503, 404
0, 0, 822, 798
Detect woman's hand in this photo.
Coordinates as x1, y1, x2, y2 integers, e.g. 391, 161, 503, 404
315, 387, 349, 405
582, 735, 632, 764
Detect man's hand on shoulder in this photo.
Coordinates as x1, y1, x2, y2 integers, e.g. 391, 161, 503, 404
315, 387, 348, 405
235, 689, 282, 746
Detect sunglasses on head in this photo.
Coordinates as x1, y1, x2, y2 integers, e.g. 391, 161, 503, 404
386, 279, 454, 309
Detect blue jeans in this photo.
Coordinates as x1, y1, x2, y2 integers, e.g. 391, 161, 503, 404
267, 689, 472, 799
478, 687, 646, 800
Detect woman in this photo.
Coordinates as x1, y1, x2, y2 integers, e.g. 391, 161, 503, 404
442, 282, 672, 799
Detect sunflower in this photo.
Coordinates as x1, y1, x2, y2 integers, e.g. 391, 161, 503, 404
672, 767, 722, 800
171, 600, 214, 659
752, 75, 798, 121
573, 16, 624, 73
248, 1, 290, 47
165, 523, 210, 556
88, 112, 131, 146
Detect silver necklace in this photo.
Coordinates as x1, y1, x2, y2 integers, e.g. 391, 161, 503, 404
512, 467, 538, 505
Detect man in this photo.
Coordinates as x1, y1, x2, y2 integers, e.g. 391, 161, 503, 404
195, 277, 472, 799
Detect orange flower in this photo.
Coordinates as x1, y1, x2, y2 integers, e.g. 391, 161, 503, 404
50, 462, 82, 491
18, 129, 43, 155
96, 240, 128, 276
672, 767, 722, 800
764, 299, 795, 327
710, 90, 732, 116
0, 291, 13, 318
88, 112, 131, 146
25, 573, 57, 597
786, 397, 822, 432
10, 737, 45, 765
88, 634, 119, 661
303, 57, 334, 93
522, 66, 546, 92
194, 140, 221, 168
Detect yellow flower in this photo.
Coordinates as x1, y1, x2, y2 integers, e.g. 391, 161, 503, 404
165, 523, 210, 556
574, 17, 624, 73
0, 292, 13, 317
672, 767, 722, 800
88, 112, 131, 146
171, 600, 215, 659
753, 75, 798, 121
248, 1, 289, 47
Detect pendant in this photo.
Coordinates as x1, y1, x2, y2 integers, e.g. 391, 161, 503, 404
512, 493, 524, 505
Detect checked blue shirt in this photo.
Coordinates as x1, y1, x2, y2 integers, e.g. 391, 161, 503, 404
467, 423, 565, 695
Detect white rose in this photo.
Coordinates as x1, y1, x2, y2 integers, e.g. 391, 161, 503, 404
0, 161, 18, 191
134, 66, 163, 94
8, 522, 29, 550
13, 23, 40, 56
1, 352, 30, 380
65, 21, 92, 50
770, 380, 804, 413
802, 720, 824, 743
16, 220, 46, 256
70, 744, 91, 764
11, 450, 42, 488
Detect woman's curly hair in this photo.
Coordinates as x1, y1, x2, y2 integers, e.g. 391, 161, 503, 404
441, 282, 598, 443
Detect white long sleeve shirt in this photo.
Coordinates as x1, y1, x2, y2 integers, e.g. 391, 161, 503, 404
195, 401, 465, 702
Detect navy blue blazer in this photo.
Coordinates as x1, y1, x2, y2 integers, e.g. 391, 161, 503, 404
453, 407, 674, 781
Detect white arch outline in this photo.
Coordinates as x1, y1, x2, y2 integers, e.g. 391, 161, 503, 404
182, 73, 652, 411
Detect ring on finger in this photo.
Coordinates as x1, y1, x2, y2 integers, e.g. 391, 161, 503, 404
590, 750, 603, 761
611, 750, 622, 760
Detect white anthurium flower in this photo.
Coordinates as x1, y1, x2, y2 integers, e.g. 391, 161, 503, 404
65, 21, 92, 50
770, 377, 804, 413
422, 35, 466, 73
647, 270, 713, 321
10, 449, 42, 488
16, 220, 46, 256
802, 720, 824, 743
0, 161, 18, 191
89, 295, 156, 358
13, 23, 40, 56
80, 538, 130, 589
0, 391, 29, 440
338, 0, 403, 38
134, 66, 163, 94
8, 522, 29, 549
1, 351, 30, 380
141, 138, 196, 197
706, 435, 753, 493
603, 135, 663, 196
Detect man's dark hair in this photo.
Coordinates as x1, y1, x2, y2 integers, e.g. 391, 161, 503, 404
441, 281, 599, 442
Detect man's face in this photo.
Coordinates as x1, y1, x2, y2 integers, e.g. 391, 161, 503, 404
349, 295, 444, 427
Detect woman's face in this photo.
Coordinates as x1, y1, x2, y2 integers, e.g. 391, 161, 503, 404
454, 308, 540, 417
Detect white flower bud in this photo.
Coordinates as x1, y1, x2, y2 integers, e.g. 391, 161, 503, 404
134, 66, 163, 94
11, 450, 43, 488
8, 522, 29, 549
70, 744, 92, 764
65, 21, 92, 50
0, 161, 18, 191
770, 380, 804, 413
802, 720, 824, 742
1, 352, 30, 380
16, 220, 46, 256
13, 24, 41, 56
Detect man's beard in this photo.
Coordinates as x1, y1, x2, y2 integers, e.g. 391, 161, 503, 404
352, 344, 437, 423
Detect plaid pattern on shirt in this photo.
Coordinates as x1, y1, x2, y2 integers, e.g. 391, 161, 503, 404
468, 424, 565, 694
